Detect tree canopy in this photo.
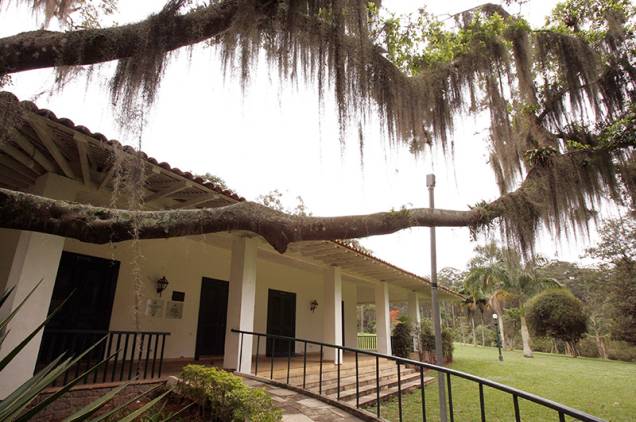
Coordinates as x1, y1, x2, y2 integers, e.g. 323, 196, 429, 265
0, 0, 634, 255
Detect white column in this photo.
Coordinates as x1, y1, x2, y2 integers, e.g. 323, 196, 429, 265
374, 282, 392, 355
223, 237, 257, 372
408, 291, 421, 353
407, 291, 421, 327
0, 174, 78, 399
323, 266, 343, 364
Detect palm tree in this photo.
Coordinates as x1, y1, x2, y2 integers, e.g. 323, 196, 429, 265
464, 255, 510, 348
497, 261, 561, 357
460, 281, 489, 347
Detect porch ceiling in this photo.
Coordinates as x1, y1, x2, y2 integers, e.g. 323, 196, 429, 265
0, 91, 463, 303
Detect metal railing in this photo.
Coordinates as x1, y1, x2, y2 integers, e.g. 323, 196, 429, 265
38, 329, 170, 386
232, 329, 604, 422
356, 333, 377, 350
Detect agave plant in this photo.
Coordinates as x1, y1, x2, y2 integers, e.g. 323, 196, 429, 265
0, 280, 179, 421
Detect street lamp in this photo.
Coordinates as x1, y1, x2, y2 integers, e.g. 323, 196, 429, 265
493, 314, 504, 361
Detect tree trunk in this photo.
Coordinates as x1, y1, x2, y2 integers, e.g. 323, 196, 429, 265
480, 312, 485, 346
471, 315, 477, 346
520, 316, 533, 358
594, 335, 608, 359
565, 341, 579, 357
497, 314, 507, 350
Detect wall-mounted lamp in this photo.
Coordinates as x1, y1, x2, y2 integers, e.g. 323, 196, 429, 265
156, 276, 169, 296
310, 299, 319, 313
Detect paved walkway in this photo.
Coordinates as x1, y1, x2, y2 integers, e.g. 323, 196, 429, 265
242, 377, 366, 422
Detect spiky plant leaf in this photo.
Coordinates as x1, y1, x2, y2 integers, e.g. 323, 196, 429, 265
61, 382, 130, 422
88, 384, 163, 422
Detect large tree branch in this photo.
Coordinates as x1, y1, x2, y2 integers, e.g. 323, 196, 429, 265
0, 187, 484, 253
0, 0, 239, 75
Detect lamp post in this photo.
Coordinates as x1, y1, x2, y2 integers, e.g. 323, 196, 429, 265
493, 314, 504, 362
427, 174, 448, 422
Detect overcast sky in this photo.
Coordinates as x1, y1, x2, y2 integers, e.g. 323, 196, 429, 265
0, 1, 618, 276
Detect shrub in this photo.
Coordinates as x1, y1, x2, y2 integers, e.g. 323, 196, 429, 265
607, 341, 636, 362
179, 365, 282, 422
418, 319, 454, 362
525, 289, 587, 356
392, 316, 413, 358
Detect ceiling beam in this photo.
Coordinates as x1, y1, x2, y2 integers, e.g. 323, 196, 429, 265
11, 129, 57, 172
28, 119, 75, 179
0, 143, 44, 173
174, 193, 220, 209
74, 135, 92, 187
0, 154, 39, 179
144, 181, 189, 202
98, 165, 116, 191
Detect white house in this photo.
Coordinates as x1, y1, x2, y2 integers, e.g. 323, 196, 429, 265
0, 91, 461, 398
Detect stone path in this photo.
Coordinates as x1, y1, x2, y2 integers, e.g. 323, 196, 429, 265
242, 377, 366, 422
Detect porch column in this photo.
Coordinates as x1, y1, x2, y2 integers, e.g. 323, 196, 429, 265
0, 174, 78, 399
323, 266, 343, 364
223, 237, 257, 373
408, 291, 421, 353
407, 291, 421, 327
374, 282, 392, 355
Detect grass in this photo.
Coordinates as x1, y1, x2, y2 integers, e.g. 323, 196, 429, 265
376, 344, 636, 422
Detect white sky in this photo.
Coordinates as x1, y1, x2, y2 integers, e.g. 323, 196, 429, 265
0, 1, 618, 276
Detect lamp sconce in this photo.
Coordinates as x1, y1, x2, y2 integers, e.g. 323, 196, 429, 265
156, 276, 169, 296
310, 299, 318, 313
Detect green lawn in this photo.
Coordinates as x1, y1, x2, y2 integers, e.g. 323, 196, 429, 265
377, 344, 636, 422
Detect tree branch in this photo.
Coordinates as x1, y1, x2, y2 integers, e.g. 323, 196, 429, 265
0, 187, 484, 253
0, 0, 239, 75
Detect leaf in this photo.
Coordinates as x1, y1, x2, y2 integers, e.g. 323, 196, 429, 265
12, 339, 110, 422
0, 278, 45, 333
116, 389, 171, 422
0, 294, 71, 372
160, 402, 195, 422
61, 382, 130, 422
0, 285, 15, 309
88, 384, 163, 422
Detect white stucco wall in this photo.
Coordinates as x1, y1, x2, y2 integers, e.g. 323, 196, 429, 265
63, 236, 231, 359
62, 236, 363, 360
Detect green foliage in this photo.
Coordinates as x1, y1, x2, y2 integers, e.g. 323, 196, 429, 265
391, 317, 413, 358
525, 289, 588, 345
178, 365, 282, 422
419, 319, 454, 361
585, 218, 636, 344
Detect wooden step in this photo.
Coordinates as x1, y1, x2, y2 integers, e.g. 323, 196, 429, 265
348, 376, 435, 408
325, 371, 423, 402
284, 366, 416, 391
267, 358, 397, 379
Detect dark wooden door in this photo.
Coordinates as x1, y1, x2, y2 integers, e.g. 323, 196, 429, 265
195, 277, 229, 359
37, 251, 120, 365
266, 289, 296, 357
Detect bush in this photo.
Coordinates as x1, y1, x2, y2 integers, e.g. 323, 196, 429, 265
607, 341, 636, 362
179, 365, 282, 422
392, 317, 413, 358
419, 319, 454, 362
526, 289, 587, 356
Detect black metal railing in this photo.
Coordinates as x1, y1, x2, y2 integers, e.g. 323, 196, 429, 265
231, 329, 604, 422
38, 329, 170, 386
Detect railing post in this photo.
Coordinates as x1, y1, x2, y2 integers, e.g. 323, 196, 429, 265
302, 341, 307, 389
376, 356, 381, 418
446, 373, 454, 422
238, 333, 244, 373
355, 351, 359, 408
255, 335, 260, 376
270, 338, 276, 380
337, 346, 341, 400
397, 361, 403, 422
158, 334, 166, 378
420, 366, 427, 422
479, 383, 486, 422
513, 394, 521, 422
319, 345, 324, 395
